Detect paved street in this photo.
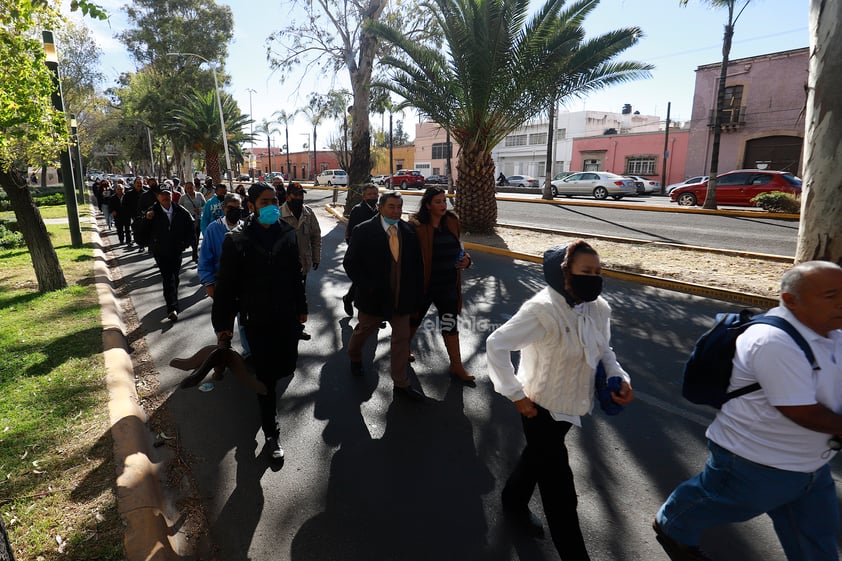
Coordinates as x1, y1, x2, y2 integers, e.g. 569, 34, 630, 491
104, 210, 839, 561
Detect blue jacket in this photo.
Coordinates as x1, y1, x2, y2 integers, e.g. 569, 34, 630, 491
198, 217, 239, 286
200, 195, 224, 233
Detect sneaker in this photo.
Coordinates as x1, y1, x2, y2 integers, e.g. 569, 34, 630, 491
653, 519, 714, 561
266, 437, 284, 460
167, 311, 178, 322
298, 331, 311, 341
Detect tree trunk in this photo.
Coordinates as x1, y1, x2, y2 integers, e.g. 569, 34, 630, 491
206, 150, 221, 185
1, 167, 67, 292
542, 101, 556, 200
796, 0, 842, 264
454, 141, 497, 233
703, 22, 734, 210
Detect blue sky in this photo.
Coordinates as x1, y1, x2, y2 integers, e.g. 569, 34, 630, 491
67, 0, 809, 147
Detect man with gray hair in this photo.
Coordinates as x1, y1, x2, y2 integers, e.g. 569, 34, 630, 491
654, 260, 842, 561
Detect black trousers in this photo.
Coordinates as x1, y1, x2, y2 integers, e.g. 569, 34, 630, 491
503, 406, 591, 561
190, 220, 200, 258
245, 321, 299, 440
153, 252, 182, 313
115, 215, 131, 244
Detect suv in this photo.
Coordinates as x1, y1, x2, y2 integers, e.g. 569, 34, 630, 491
314, 169, 348, 186
390, 169, 425, 189
670, 170, 801, 207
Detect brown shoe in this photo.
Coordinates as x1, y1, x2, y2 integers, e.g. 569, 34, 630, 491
653, 519, 714, 561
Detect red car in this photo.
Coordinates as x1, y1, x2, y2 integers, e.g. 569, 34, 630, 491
389, 169, 425, 190
669, 170, 801, 207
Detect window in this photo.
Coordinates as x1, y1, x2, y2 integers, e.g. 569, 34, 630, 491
626, 156, 657, 175
431, 142, 452, 160
416, 162, 431, 173
529, 133, 547, 145
583, 159, 601, 171
721, 85, 744, 124
556, 128, 566, 140
505, 134, 527, 147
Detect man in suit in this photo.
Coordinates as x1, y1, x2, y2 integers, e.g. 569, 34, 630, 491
342, 183, 380, 317
343, 191, 425, 401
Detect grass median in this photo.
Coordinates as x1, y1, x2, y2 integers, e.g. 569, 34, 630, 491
0, 206, 123, 560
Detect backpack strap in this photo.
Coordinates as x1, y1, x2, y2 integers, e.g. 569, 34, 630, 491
724, 315, 820, 403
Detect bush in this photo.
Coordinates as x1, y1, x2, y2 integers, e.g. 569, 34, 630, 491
0, 222, 24, 249
33, 192, 64, 206
751, 191, 801, 214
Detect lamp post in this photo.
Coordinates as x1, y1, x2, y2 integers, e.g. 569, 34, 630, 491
246, 88, 256, 178
167, 52, 233, 190
300, 133, 311, 182
43, 31, 82, 248
69, 114, 85, 204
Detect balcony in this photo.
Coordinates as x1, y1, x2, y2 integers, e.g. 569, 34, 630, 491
708, 106, 747, 130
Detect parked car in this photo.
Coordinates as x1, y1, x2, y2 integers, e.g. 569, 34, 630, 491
666, 175, 708, 194
238, 174, 251, 182
424, 174, 448, 185
390, 169, 425, 189
314, 168, 348, 186
625, 175, 660, 194
669, 170, 802, 207
550, 172, 637, 200
505, 175, 540, 188
370, 174, 389, 185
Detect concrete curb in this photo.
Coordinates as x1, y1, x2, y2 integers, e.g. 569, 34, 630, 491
323, 204, 777, 309
89, 213, 184, 560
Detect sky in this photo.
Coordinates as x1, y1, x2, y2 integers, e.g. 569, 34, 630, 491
66, 0, 809, 148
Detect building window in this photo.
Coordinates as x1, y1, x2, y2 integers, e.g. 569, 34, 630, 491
505, 134, 527, 147
431, 142, 452, 160
583, 159, 601, 171
626, 156, 657, 175
529, 132, 547, 145
556, 128, 566, 140
721, 84, 745, 124
416, 162, 431, 173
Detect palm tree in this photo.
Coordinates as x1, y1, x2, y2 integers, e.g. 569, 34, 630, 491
167, 90, 252, 184
299, 95, 327, 180
680, 0, 751, 210
254, 118, 282, 178
272, 110, 295, 179
370, 0, 651, 232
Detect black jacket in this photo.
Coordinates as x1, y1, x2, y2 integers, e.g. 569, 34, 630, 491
107, 193, 129, 220
121, 187, 146, 218
212, 217, 307, 332
345, 200, 378, 241
343, 216, 423, 317
140, 202, 195, 257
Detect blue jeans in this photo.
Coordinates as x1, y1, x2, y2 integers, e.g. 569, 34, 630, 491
657, 440, 839, 561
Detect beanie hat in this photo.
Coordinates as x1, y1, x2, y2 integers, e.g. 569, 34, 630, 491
542, 244, 568, 294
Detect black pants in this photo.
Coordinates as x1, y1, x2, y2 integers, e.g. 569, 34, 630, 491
190, 220, 200, 259
503, 406, 590, 561
153, 252, 182, 313
115, 215, 131, 244
245, 321, 299, 440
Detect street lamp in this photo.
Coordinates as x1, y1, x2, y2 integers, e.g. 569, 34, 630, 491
246, 88, 256, 178
300, 133, 311, 182
69, 114, 85, 204
167, 52, 233, 189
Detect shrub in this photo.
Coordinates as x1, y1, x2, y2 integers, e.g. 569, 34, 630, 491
33, 192, 64, 206
0, 222, 24, 249
751, 191, 800, 214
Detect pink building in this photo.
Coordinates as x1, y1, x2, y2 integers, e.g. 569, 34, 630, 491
414, 122, 460, 181
570, 129, 690, 186
686, 47, 808, 177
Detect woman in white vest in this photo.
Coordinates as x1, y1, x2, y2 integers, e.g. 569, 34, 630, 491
486, 240, 634, 561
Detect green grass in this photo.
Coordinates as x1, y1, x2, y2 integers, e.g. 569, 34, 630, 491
0, 206, 123, 560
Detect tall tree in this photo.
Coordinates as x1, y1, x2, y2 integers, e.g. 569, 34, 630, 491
796, 0, 842, 264
680, 0, 751, 210
370, 0, 651, 232
254, 119, 282, 176
271, 110, 295, 178
298, 95, 328, 180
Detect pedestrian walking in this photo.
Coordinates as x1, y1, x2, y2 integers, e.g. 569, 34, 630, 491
179, 181, 205, 262
200, 183, 227, 234
486, 240, 634, 560
107, 183, 130, 244
121, 177, 147, 249
343, 191, 425, 401
139, 184, 195, 322
101, 180, 115, 229
409, 187, 475, 383
281, 182, 321, 341
341, 183, 379, 317
212, 182, 307, 460
654, 260, 842, 561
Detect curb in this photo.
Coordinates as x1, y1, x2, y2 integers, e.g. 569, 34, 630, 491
89, 213, 184, 560
324, 204, 777, 309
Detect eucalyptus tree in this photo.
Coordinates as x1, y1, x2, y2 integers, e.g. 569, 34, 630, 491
679, 0, 751, 210
167, 90, 252, 184
370, 0, 651, 232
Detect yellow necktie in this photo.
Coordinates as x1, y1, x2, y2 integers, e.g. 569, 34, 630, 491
388, 224, 399, 261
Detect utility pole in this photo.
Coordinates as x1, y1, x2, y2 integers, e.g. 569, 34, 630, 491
660, 102, 671, 195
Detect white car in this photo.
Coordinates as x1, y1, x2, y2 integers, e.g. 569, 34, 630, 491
666, 175, 708, 194
505, 175, 540, 188
550, 172, 637, 200
314, 169, 348, 186
370, 174, 388, 185
626, 175, 661, 194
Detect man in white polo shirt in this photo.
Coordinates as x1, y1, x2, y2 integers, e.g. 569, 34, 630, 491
654, 260, 842, 561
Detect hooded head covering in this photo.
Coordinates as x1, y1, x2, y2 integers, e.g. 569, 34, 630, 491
542, 244, 568, 294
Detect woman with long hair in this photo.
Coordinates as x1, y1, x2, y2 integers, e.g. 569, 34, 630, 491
409, 187, 474, 383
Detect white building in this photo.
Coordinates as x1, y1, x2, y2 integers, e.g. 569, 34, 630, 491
492, 106, 662, 180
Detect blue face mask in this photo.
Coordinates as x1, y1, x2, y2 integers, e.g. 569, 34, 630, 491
257, 204, 280, 225
382, 216, 400, 226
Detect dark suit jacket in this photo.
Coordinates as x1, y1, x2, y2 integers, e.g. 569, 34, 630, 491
343, 216, 423, 317
345, 201, 379, 241
141, 202, 195, 258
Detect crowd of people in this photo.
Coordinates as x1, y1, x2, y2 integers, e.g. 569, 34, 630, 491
90, 175, 842, 561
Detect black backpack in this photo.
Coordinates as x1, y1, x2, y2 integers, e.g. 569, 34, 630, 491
682, 310, 819, 408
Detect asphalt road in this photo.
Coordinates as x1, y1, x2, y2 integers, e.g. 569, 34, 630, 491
106, 210, 839, 561
308, 190, 799, 257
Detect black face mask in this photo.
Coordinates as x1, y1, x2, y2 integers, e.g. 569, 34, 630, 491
287, 199, 304, 212
569, 274, 603, 302
225, 207, 241, 224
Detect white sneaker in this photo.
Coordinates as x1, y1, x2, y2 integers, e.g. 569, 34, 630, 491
167, 311, 178, 322
267, 437, 284, 460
